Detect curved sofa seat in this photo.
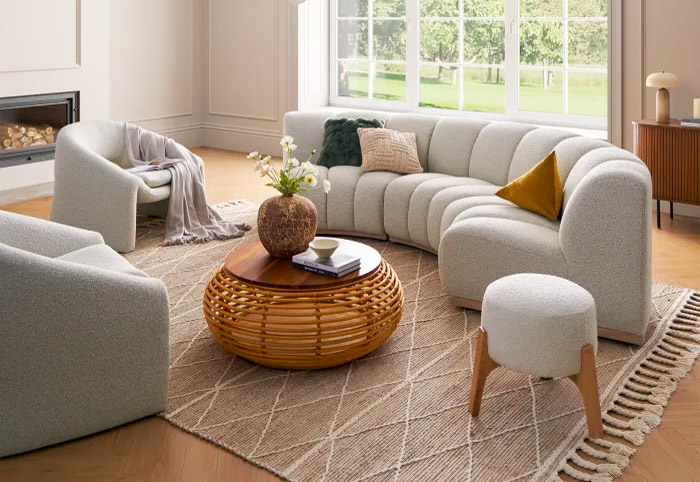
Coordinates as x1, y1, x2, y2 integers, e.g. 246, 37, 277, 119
284, 110, 652, 344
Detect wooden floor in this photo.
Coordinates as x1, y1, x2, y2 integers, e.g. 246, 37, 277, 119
1, 148, 699, 482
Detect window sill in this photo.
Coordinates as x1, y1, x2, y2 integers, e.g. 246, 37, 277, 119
317, 104, 608, 141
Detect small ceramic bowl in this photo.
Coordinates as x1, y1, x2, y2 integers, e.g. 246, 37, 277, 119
309, 238, 340, 259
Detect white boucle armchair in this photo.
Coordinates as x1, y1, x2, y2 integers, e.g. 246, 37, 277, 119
0, 210, 169, 457
50, 120, 199, 253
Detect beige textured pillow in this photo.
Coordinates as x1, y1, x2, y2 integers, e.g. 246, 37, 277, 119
357, 128, 423, 174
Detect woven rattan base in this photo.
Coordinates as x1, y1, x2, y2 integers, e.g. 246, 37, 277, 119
203, 260, 404, 369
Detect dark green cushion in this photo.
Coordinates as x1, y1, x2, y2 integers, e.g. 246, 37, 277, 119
317, 118, 386, 168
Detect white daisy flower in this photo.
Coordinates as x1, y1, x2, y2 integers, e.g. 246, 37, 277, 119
305, 174, 317, 187
323, 179, 331, 194
301, 161, 315, 173
287, 144, 297, 153
288, 158, 299, 168
247, 151, 259, 160
280, 135, 294, 147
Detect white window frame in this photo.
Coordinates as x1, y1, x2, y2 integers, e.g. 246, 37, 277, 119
329, 0, 612, 133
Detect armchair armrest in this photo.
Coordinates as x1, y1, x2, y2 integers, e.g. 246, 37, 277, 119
0, 209, 104, 258
0, 244, 170, 456
51, 133, 142, 252
560, 160, 652, 338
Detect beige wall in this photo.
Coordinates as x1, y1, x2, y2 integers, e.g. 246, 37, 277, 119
200, 0, 297, 155
621, 0, 700, 216
108, 0, 204, 147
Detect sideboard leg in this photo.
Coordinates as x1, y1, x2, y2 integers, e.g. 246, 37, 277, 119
670, 201, 674, 220
656, 199, 661, 229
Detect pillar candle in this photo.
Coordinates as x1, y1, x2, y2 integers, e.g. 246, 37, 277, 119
694, 98, 700, 119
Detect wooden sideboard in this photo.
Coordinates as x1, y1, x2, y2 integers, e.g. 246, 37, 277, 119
633, 119, 700, 228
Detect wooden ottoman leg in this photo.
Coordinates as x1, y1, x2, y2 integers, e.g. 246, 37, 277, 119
568, 344, 603, 439
469, 328, 499, 416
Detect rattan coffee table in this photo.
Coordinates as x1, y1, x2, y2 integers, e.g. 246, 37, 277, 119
203, 239, 404, 370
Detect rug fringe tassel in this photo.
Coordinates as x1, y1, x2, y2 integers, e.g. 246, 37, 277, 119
548, 291, 700, 480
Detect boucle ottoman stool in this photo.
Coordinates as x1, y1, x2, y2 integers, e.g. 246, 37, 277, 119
468, 273, 603, 438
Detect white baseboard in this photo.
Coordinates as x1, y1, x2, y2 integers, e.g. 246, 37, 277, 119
200, 123, 282, 154
0, 181, 53, 205
157, 123, 202, 148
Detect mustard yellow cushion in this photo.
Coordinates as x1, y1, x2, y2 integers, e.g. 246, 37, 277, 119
496, 151, 562, 221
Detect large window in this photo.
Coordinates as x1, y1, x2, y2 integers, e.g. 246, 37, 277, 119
332, 0, 608, 129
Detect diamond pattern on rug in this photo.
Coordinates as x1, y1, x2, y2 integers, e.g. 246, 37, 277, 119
124, 201, 696, 482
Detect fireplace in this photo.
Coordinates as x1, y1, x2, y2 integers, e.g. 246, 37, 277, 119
0, 91, 79, 168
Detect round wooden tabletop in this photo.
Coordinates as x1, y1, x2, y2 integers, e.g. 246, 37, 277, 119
224, 238, 382, 289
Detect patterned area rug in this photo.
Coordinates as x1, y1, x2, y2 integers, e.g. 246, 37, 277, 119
124, 201, 700, 482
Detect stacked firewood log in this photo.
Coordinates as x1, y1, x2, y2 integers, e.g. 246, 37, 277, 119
1, 123, 56, 150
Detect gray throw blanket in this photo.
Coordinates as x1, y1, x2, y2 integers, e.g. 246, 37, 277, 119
125, 124, 250, 245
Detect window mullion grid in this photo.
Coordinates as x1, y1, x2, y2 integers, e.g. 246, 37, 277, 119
458, 0, 464, 111
505, 0, 519, 116
331, 2, 336, 99
368, 0, 374, 100
406, 0, 419, 109
563, 0, 569, 115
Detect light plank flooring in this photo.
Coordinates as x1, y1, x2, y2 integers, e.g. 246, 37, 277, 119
1, 148, 699, 482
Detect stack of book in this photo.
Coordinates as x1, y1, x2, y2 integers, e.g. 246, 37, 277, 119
292, 250, 361, 278
681, 118, 700, 128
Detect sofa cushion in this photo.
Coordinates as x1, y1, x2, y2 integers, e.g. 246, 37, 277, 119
452, 204, 561, 232
428, 118, 489, 176
58, 245, 148, 277
317, 118, 386, 168
133, 169, 172, 188
407, 177, 493, 249
469, 122, 536, 185
507, 128, 576, 183
354, 171, 402, 236
137, 184, 171, 203
547, 136, 609, 188
385, 114, 439, 172
439, 195, 513, 243
326, 166, 364, 232
383, 173, 450, 241
439, 217, 567, 302
496, 151, 563, 221
358, 128, 423, 174
426, 185, 502, 251
562, 147, 644, 210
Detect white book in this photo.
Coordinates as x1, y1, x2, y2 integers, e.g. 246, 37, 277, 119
292, 249, 361, 274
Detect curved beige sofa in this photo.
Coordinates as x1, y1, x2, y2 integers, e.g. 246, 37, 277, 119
284, 110, 652, 345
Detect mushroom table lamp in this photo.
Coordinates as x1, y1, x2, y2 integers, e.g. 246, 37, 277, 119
646, 71, 680, 123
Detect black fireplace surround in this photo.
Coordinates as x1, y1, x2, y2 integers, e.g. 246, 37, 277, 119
0, 91, 79, 168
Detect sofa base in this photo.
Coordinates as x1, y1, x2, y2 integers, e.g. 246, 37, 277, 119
388, 237, 438, 255
596, 327, 645, 346
449, 296, 646, 346
316, 229, 389, 241
449, 296, 483, 311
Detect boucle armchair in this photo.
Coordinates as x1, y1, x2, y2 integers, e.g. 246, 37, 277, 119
0, 210, 169, 457
51, 120, 201, 253
284, 109, 652, 344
